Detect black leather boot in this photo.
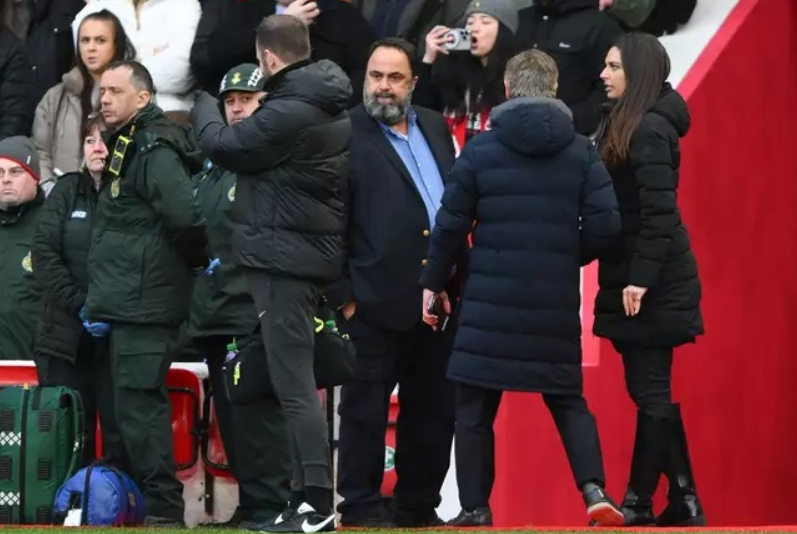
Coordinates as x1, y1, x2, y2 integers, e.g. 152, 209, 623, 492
621, 410, 670, 526
656, 404, 707, 527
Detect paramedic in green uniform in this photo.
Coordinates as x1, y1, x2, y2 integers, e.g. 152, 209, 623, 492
83, 60, 212, 528
31, 114, 126, 468
188, 63, 291, 528
0, 136, 45, 361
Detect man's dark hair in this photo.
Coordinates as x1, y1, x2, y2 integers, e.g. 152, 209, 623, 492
105, 60, 156, 94
367, 38, 416, 75
601, 32, 671, 165
255, 15, 311, 65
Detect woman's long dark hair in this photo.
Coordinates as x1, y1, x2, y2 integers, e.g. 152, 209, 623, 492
75, 10, 136, 133
432, 22, 515, 117
601, 32, 671, 166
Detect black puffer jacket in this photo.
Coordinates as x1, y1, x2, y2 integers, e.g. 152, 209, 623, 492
516, 0, 622, 135
594, 85, 703, 347
0, 29, 32, 139
420, 97, 620, 394
3, 0, 85, 107
189, 0, 275, 94
191, 59, 352, 283
31, 171, 96, 362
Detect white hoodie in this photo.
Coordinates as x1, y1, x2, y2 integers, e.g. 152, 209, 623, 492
72, 0, 201, 112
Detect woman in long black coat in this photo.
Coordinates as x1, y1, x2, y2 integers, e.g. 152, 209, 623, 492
595, 32, 705, 527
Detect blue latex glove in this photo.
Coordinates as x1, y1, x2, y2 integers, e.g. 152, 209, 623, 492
204, 258, 221, 276
79, 306, 109, 337
83, 320, 110, 337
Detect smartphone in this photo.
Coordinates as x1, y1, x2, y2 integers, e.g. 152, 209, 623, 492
427, 293, 450, 332
443, 28, 472, 51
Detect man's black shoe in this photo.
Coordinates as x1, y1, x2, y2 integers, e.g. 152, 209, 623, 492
582, 482, 624, 527
339, 505, 395, 528
447, 507, 493, 527
392, 509, 444, 528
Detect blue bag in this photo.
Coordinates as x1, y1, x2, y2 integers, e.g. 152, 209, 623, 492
52, 463, 146, 526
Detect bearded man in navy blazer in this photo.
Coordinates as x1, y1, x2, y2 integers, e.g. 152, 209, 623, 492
327, 38, 467, 529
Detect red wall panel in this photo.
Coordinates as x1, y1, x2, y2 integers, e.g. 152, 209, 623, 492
491, 0, 797, 525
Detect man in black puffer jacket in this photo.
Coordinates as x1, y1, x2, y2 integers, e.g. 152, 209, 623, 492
0, 24, 32, 139
191, 14, 351, 533
516, 0, 622, 135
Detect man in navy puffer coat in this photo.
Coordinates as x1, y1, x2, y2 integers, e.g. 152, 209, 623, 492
420, 50, 623, 527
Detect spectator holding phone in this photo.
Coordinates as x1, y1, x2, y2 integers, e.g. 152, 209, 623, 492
412, 0, 518, 151
420, 50, 623, 527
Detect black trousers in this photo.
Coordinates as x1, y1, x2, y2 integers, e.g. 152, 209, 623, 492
34, 332, 126, 468
612, 340, 674, 417
245, 270, 331, 491
455, 383, 606, 510
198, 335, 292, 520
109, 323, 185, 521
337, 318, 455, 520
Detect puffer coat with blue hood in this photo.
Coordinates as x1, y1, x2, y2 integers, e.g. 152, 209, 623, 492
420, 97, 620, 394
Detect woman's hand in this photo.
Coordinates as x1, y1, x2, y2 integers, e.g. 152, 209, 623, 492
622, 285, 648, 317
422, 26, 451, 64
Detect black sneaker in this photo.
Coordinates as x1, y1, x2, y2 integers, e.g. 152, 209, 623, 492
201, 509, 281, 530
252, 503, 335, 533
447, 507, 493, 527
143, 515, 186, 528
582, 482, 624, 527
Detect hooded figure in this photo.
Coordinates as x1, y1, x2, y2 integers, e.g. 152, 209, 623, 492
420, 50, 623, 527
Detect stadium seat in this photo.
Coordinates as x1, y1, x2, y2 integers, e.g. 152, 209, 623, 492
201, 388, 233, 479
167, 368, 202, 478
0, 362, 37, 388
0, 363, 205, 478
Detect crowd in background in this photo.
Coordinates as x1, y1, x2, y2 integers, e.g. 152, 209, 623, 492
0, 0, 697, 158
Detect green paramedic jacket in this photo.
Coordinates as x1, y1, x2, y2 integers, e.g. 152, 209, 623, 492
186, 162, 258, 338
84, 104, 209, 326
0, 191, 44, 360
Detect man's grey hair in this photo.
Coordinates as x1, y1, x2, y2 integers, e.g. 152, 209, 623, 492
504, 50, 559, 99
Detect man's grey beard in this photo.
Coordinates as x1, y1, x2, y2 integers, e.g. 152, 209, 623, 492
363, 88, 413, 126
